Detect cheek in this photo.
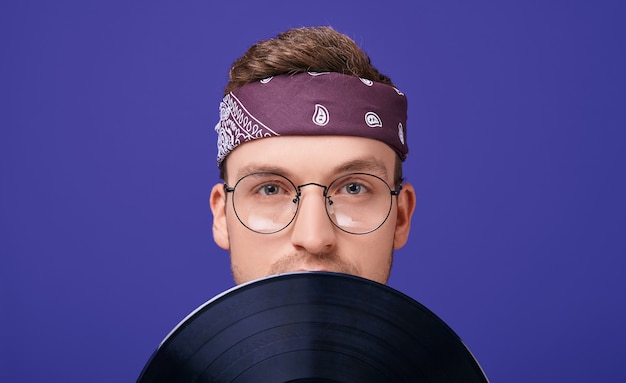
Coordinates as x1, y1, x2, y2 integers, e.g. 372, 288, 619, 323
349, 232, 394, 264
227, 223, 285, 281
228, 225, 261, 261
351, 225, 396, 277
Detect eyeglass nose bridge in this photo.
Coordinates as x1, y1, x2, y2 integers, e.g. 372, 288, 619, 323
293, 182, 337, 220
294, 182, 330, 202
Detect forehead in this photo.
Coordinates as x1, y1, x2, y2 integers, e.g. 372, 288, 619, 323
225, 136, 397, 183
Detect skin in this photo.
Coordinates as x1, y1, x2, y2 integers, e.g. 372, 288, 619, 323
210, 135, 416, 285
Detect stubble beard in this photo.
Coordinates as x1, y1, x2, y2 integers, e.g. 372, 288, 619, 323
230, 249, 394, 285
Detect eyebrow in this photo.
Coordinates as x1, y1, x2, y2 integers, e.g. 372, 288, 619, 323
332, 158, 390, 180
234, 165, 296, 181
234, 157, 389, 182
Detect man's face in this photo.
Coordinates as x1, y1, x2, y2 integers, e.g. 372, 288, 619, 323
210, 135, 415, 285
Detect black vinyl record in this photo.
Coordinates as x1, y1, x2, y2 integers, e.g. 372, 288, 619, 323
138, 272, 488, 382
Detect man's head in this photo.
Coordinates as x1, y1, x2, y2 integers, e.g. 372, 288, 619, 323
210, 27, 416, 285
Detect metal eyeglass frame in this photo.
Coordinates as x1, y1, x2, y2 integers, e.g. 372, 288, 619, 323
224, 172, 402, 235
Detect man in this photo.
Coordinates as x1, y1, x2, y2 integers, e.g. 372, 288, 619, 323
210, 26, 416, 285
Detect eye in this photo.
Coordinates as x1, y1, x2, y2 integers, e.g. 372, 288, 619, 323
258, 183, 282, 195
329, 174, 381, 197
345, 183, 363, 194
337, 181, 369, 195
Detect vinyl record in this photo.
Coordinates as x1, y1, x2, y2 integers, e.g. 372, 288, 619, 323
138, 272, 488, 382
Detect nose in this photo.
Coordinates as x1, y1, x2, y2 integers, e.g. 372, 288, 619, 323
290, 185, 337, 255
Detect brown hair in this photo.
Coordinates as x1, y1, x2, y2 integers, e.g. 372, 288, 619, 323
224, 26, 394, 94
220, 26, 402, 185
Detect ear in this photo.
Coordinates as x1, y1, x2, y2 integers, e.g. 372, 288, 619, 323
393, 182, 416, 249
209, 183, 230, 250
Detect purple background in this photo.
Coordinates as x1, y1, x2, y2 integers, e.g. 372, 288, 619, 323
2, 1, 625, 382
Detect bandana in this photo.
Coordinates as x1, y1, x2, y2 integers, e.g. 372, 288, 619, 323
215, 72, 408, 166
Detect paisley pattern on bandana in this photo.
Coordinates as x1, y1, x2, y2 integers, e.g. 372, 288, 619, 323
216, 93, 279, 163
215, 72, 408, 166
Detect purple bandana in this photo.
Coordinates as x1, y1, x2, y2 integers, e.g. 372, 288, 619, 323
215, 72, 408, 166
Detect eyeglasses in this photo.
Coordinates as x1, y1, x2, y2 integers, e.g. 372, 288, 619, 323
224, 172, 402, 235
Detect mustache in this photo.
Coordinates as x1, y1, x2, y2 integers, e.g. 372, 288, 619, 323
269, 251, 358, 276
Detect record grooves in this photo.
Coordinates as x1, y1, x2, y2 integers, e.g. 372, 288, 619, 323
138, 272, 488, 382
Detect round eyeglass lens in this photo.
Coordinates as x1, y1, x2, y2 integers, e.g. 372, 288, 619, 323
230, 173, 299, 234
325, 173, 394, 234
